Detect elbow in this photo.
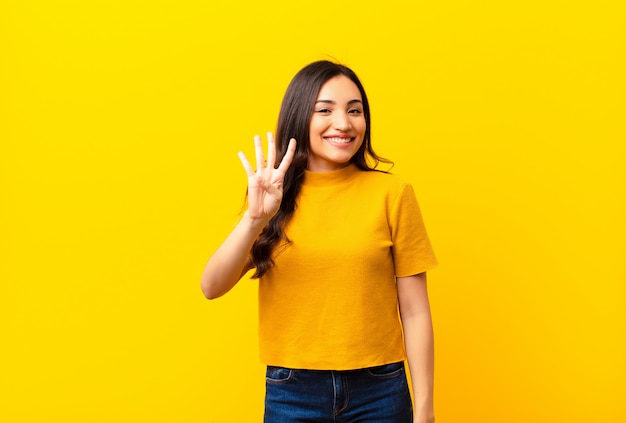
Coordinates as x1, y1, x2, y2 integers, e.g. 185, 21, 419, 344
200, 276, 224, 300
201, 283, 223, 300
201, 288, 221, 300
200, 262, 247, 300
204, 293, 221, 300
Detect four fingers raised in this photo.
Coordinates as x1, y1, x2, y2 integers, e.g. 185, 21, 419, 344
238, 133, 297, 177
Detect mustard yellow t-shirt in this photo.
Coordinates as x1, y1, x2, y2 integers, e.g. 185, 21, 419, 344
258, 164, 437, 370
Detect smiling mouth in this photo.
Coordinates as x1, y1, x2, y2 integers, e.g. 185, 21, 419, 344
324, 136, 354, 144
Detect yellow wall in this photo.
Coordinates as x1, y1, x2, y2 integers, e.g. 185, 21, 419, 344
1, 0, 624, 421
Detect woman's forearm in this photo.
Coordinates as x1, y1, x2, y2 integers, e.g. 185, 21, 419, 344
403, 311, 435, 422
200, 211, 266, 299
397, 273, 435, 423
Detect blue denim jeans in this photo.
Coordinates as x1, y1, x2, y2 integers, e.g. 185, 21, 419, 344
264, 361, 413, 422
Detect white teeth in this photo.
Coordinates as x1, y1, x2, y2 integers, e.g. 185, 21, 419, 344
325, 137, 352, 143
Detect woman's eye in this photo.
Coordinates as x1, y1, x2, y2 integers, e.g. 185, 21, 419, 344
348, 109, 363, 114
316, 108, 331, 113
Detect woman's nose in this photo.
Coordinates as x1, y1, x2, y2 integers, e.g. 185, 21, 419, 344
332, 111, 351, 130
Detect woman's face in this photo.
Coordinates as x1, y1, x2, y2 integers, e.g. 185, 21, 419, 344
307, 75, 366, 172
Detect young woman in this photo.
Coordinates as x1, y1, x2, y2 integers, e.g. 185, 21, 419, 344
201, 61, 437, 423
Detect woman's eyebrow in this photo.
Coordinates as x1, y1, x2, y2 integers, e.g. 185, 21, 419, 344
315, 99, 363, 104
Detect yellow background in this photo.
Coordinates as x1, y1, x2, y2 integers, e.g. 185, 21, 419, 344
1, 0, 624, 422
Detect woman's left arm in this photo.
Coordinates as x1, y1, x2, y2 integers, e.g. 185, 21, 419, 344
397, 272, 435, 423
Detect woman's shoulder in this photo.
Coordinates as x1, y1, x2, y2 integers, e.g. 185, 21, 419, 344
351, 170, 416, 204
357, 169, 412, 190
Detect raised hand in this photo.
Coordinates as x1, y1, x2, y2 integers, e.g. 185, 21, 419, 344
238, 132, 297, 223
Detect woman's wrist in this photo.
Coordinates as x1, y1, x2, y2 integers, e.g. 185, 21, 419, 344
413, 397, 434, 421
242, 211, 270, 232
414, 409, 435, 423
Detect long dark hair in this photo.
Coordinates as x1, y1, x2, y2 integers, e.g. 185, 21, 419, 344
250, 60, 392, 278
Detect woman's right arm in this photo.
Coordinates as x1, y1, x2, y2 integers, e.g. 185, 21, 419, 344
200, 133, 296, 299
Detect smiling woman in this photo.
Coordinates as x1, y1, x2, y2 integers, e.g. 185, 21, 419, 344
200, 61, 438, 423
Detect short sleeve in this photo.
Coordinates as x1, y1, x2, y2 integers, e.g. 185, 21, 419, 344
390, 182, 438, 277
